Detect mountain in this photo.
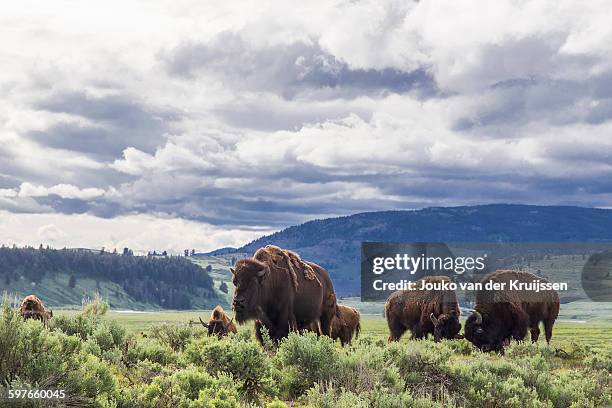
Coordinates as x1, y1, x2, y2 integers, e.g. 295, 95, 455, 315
231, 204, 612, 296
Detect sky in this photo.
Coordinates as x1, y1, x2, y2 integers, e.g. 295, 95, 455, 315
1, 0, 611, 253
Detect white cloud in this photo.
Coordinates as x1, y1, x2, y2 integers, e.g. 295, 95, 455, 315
1, 0, 612, 248
0, 210, 273, 253
18, 182, 105, 200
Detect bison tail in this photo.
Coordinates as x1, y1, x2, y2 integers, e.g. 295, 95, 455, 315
355, 321, 361, 339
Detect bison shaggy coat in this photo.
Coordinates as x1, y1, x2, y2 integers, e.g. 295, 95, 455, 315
385, 276, 461, 342
328, 304, 361, 346
232, 245, 338, 343
19, 295, 53, 327
464, 270, 560, 353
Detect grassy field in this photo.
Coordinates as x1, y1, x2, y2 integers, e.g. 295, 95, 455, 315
53, 309, 612, 351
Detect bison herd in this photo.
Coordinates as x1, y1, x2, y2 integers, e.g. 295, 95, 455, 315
225, 245, 560, 354
16, 245, 561, 354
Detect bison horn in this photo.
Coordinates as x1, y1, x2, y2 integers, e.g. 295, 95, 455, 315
473, 311, 482, 325
430, 313, 439, 325
257, 268, 266, 278
230, 267, 235, 274
198, 317, 209, 328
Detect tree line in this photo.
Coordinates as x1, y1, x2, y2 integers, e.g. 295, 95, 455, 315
0, 245, 217, 309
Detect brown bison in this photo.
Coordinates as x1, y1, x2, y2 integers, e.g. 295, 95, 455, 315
19, 295, 53, 327
385, 276, 461, 342
326, 304, 361, 346
464, 270, 560, 353
232, 245, 338, 343
199, 305, 237, 337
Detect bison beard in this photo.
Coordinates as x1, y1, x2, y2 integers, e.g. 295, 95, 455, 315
464, 270, 560, 354
232, 246, 338, 343
19, 295, 53, 327
384, 276, 461, 342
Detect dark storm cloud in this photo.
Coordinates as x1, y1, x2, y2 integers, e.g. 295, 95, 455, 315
33, 195, 91, 214
32, 91, 177, 156
26, 123, 125, 159
162, 32, 437, 100
454, 74, 612, 132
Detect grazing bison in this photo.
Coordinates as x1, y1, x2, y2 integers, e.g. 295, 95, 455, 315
232, 245, 338, 343
19, 295, 53, 327
200, 305, 237, 337
385, 276, 461, 342
464, 270, 560, 353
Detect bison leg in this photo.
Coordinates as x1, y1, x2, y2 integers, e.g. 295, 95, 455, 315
386, 317, 407, 342
319, 313, 333, 337
511, 309, 529, 341
530, 324, 540, 343
410, 326, 425, 340
544, 320, 554, 344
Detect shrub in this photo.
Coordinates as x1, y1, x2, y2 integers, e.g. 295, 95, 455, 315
275, 331, 338, 397
124, 368, 240, 408
125, 339, 178, 366
265, 398, 289, 408
331, 344, 402, 395
0, 300, 119, 407
304, 384, 444, 408
198, 338, 275, 400
149, 323, 197, 352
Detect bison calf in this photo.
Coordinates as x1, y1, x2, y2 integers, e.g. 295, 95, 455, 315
19, 295, 53, 327
464, 270, 560, 353
385, 276, 461, 342
307, 304, 361, 346
330, 304, 361, 346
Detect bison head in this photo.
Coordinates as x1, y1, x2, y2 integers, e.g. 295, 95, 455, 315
464, 311, 504, 352
206, 318, 234, 337
430, 312, 462, 342
231, 258, 270, 323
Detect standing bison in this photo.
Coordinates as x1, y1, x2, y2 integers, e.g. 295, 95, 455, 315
200, 305, 237, 337
305, 303, 361, 346
232, 245, 338, 343
19, 295, 53, 327
328, 304, 361, 346
385, 276, 461, 342
464, 270, 560, 353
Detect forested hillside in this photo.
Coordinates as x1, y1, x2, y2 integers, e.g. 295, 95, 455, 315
0, 246, 219, 309
233, 204, 612, 296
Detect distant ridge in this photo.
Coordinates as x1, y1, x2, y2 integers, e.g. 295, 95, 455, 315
239, 204, 612, 251
228, 204, 612, 295
197, 247, 238, 256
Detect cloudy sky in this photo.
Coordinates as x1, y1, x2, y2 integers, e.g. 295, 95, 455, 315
1, 0, 611, 252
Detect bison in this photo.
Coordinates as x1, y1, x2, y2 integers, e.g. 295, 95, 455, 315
19, 295, 53, 327
199, 305, 237, 337
232, 245, 338, 343
464, 270, 560, 353
326, 304, 361, 346
385, 276, 461, 342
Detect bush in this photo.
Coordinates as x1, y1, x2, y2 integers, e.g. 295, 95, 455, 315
124, 368, 240, 408
199, 339, 275, 400
275, 331, 338, 397
0, 300, 119, 407
125, 339, 178, 366
304, 384, 443, 408
149, 323, 198, 352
